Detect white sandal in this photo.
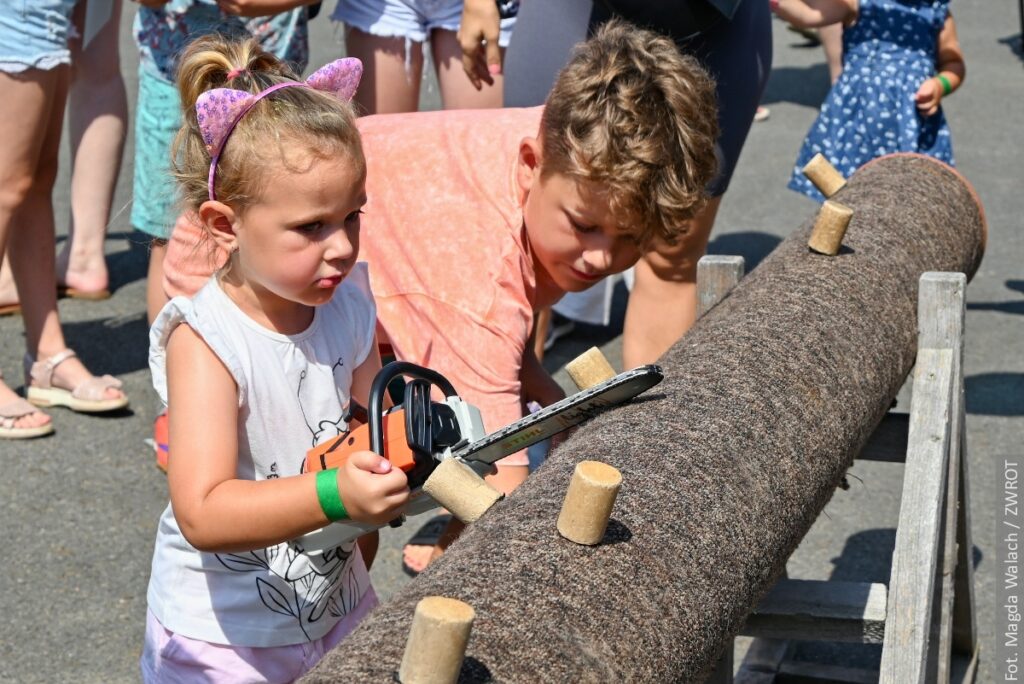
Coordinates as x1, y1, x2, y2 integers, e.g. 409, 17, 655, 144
25, 349, 129, 414
0, 369, 54, 439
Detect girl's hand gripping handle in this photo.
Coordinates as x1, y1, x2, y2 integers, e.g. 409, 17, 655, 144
337, 451, 410, 526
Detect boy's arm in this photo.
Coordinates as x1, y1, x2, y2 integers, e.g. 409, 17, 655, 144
520, 346, 567, 408
166, 325, 408, 553
915, 14, 965, 117
771, 0, 857, 29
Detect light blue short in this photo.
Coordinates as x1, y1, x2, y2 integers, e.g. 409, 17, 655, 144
333, 0, 516, 46
0, 0, 78, 73
132, 65, 181, 240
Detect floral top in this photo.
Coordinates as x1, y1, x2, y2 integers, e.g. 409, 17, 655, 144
134, 0, 310, 82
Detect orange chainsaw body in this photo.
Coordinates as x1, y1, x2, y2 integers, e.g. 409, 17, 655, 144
303, 409, 419, 474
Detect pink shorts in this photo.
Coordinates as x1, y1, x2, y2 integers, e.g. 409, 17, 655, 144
140, 588, 378, 683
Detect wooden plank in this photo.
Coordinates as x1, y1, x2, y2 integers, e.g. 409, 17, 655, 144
741, 580, 887, 644
928, 274, 965, 683
951, 410, 978, 658
879, 347, 956, 683
708, 643, 736, 684
857, 412, 909, 462
697, 255, 745, 317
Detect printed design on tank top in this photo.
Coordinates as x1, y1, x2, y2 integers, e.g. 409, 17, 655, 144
214, 356, 360, 640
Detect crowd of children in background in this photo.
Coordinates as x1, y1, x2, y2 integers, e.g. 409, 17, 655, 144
0, 0, 966, 680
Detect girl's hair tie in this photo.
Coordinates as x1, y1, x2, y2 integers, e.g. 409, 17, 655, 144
226, 67, 247, 80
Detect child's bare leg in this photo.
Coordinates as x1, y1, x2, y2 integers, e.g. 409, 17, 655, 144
0, 255, 15, 309
147, 240, 168, 325
431, 29, 504, 109
57, 0, 126, 295
2, 67, 124, 404
819, 23, 843, 84
622, 196, 722, 368
404, 464, 528, 572
0, 70, 60, 429
344, 27, 424, 115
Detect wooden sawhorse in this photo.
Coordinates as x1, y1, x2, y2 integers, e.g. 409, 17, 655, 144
697, 257, 979, 684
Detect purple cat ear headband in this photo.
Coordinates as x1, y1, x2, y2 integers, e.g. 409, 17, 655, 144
197, 58, 363, 201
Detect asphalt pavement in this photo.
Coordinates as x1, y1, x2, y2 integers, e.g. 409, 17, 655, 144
0, 3, 1020, 682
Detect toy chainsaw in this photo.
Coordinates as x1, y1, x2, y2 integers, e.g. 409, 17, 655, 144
294, 360, 662, 551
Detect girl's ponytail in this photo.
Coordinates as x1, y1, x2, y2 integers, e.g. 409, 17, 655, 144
176, 35, 293, 115
170, 35, 361, 216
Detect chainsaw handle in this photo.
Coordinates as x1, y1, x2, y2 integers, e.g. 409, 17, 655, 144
368, 362, 458, 456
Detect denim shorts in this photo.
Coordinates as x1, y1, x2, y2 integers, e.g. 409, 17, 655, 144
334, 0, 516, 46
131, 65, 181, 239
0, 0, 78, 73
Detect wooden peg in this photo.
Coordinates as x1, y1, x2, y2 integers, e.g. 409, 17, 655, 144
398, 596, 475, 684
557, 460, 622, 545
422, 458, 504, 524
808, 200, 854, 256
802, 153, 847, 198
566, 346, 616, 390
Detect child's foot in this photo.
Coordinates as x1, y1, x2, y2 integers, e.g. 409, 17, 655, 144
0, 372, 53, 439
25, 349, 128, 413
56, 247, 110, 300
754, 105, 771, 122
401, 514, 452, 576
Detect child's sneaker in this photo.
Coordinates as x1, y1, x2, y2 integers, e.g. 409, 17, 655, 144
153, 410, 169, 472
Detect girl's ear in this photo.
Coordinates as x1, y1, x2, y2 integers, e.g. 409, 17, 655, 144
516, 136, 543, 195
198, 200, 239, 254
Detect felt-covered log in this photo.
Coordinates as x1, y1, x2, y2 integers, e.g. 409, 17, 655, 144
302, 154, 985, 683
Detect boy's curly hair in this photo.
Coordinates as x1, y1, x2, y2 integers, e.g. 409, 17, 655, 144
540, 19, 719, 247
173, 35, 364, 214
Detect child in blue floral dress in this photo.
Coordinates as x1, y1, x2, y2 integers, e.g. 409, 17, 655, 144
773, 0, 966, 201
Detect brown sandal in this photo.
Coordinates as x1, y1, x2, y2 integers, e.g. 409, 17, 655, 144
25, 349, 128, 414
0, 370, 53, 439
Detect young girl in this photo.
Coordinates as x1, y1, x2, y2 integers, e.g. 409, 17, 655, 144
773, 0, 965, 201
142, 37, 409, 682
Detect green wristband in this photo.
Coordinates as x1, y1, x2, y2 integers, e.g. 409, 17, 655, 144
936, 74, 952, 96
316, 468, 349, 521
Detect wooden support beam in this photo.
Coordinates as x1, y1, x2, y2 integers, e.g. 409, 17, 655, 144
879, 345, 956, 680
697, 255, 745, 318
741, 579, 887, 644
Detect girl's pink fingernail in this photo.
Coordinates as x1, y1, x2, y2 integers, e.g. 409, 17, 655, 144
488, 64, 501, 75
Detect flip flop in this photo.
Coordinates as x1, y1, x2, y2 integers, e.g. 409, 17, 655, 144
401, 514, 453, 577
0, 302, 20, 317
0, 368, 54, 440
57, 285, 111, 301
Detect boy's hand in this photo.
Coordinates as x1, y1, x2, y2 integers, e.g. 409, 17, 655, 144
457, 0, 502, 90
914, 78, 943, 117
337, 451, 410, 526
